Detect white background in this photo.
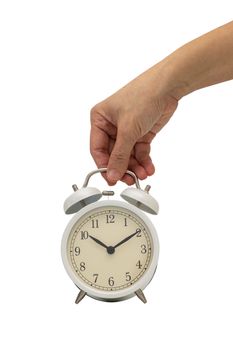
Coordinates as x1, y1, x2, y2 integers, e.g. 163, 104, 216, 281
0, 1, 233, 349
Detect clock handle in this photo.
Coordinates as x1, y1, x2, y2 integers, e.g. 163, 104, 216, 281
82, 167, 141, 189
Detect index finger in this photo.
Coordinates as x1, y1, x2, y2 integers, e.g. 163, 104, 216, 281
90, 122, 110, 168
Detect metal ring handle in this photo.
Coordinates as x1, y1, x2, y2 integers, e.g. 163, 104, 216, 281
82, 167, 141, 189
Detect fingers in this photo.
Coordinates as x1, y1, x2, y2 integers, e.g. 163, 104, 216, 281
90, 123, 109, 167
106, 138, 151, 185
134, 142, 155, 176
119, 158, 147, 185
90, 123, 155, 185
90, 110, 117, 167
90, 109, 156, 186
107, 140, 155, 185
107, 129, 136, 184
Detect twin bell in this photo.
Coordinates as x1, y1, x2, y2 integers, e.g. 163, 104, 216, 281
63, 168, 159, 216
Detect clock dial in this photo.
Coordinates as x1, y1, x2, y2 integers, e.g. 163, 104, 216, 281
67, 205, 153, 291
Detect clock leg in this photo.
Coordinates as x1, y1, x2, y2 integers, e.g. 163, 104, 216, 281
135, 289, 147, 304
75, 289, 87, 304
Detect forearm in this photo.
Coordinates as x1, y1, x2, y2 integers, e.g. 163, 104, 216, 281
160, 21, 233, 99
90, 21, 233, 183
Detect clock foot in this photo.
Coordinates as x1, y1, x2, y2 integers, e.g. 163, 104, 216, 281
75, 290, 86, 304
135, 289, 147, 304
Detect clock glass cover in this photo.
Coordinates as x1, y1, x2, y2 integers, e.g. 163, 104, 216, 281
65, 204, 155, 293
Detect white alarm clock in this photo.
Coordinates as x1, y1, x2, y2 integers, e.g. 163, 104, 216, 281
61, 168, 159, 304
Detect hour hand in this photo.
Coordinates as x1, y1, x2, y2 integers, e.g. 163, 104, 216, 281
89, 235, 108, 249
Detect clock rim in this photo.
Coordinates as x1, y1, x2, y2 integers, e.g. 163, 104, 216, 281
61, 199, 159, 301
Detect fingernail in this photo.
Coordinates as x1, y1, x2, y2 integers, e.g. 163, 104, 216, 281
107, 169, 121, 182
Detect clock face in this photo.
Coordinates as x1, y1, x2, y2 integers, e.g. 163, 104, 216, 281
65, 204, 155, 293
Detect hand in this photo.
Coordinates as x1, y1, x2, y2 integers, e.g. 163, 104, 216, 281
89, 235, 108, 249
113, 229, 141, 249
91, 22, 233, 186
90, 63, 178, 185
89, 230, 141, 255
89, 235, 116, 255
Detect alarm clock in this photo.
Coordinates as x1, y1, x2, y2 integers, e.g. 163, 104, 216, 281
61, 168, 159, 304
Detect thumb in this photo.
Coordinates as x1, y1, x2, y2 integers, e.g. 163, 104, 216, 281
107, 132, 135, 183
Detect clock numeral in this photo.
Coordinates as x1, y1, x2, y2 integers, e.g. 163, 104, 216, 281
80, 262, 86, 271
108, 276, 115, 286
136, 228, 142, 237
125, 272, 131, 281
74, 246, 81, 256
106, 214, 115, 224
91, 219, 99, 228
80, 231, 89, 240
124, 218, 128, 227
141, 244, 147, 254
136, 260, 142, 269
93, 274, 99, 283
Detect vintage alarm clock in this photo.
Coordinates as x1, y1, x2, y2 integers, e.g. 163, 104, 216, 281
61, 168, 159, 304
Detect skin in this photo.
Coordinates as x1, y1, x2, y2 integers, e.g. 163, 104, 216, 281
90, 21, 233, 185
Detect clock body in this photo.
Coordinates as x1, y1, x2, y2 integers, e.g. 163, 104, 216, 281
61, 199, 159, 302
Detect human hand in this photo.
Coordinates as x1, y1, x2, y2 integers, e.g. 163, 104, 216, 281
90, 63, 179, 185
90, 22, 233, 185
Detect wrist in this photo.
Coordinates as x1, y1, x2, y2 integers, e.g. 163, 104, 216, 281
145, 57, 189, 104
154, 56, 190, 101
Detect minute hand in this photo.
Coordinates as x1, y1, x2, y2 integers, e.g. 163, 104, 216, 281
113, 230, 140, 249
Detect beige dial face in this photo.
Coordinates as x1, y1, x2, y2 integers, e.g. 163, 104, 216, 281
67, 205, 153, 291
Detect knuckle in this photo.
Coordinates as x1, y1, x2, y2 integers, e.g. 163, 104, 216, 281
112, 151, 127, 162
90, 107, 110, 130
135, 143, 150, 162
90, 105, 98, 122
90, 145, 95, 157
90, 103, 104, 122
